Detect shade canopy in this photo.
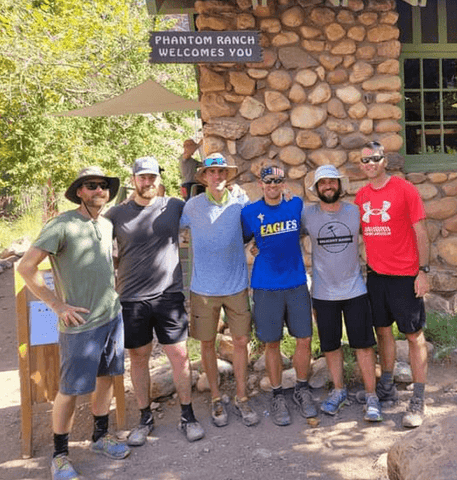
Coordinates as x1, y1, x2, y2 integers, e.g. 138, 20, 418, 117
54, 79, 199, 117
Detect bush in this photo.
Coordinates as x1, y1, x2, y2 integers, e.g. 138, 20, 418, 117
424, 312, 457, 360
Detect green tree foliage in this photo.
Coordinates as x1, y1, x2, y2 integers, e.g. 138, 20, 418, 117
0, 0, 200, 198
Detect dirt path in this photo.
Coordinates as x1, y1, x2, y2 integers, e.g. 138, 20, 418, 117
1, 266, 456, 480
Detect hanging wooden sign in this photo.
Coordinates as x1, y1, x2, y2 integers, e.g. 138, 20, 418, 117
150, 31, 262, 63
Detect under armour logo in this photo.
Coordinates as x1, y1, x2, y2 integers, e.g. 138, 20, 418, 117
362, 201, 391, 223
257, 213, 265, 223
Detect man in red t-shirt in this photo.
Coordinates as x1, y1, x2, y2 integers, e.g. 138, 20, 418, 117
355, 141, 430, 428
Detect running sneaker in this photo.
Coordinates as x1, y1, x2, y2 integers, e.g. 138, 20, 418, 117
364, 395, 383, 422
178, 418, 205, 442
234, 396, 260, 426
211, 397, 229, 427
270, 393, 291, 426
320, 388, 348, 416
91, 434, 130, 459
402, 396, 425, 428
293, 386, 317, 418
127, 420, 154, 447
51, 455, 80, 480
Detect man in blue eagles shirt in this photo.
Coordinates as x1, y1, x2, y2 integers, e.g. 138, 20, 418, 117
241, 166, 316, 426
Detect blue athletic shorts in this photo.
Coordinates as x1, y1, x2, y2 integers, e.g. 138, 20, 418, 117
312, 294, 376, 352
367, 272, 426, 334
253, 284, 313, 343
59, 312, 124, 396
121, 292, 188, 349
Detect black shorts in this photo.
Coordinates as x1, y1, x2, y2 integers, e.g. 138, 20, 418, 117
121, 292, 188, 349
366, 272, 426, 334
312, 294, 376, 352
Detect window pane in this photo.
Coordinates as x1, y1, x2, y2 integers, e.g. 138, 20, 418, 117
447, 0, 457, 43
424, 92, 441, 121
421, 0, 438, 43
405, 92, 421, 121
443, 92, 457, 120
443, 59, 457, 88
444, 124, 457, 153
404, 59, 420, 89
406, 125, 422, 154
423, 59, 439, 88
397, 1, 413, 44
424, 124, 442, 153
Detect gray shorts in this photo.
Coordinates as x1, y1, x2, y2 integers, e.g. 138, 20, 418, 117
253, 284, 313, 343
58, 312, 124, 396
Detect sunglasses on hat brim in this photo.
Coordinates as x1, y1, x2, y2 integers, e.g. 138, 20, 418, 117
203, 157, 227, 167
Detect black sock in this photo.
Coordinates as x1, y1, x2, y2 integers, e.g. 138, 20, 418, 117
140, 406, 154, 426
380, 372, 394, 386
92, 414, 109, 443
53, 433, 69, 458
181, 403, 196, 423
272, 386, 284, 397
413, 382, 425, 399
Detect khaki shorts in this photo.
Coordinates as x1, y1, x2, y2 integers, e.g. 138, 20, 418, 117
190, 289, 252, 341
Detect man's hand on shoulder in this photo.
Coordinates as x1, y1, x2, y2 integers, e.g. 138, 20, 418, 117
228, 183, 246, 198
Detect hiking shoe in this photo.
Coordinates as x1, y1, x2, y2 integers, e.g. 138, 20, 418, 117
320, 388, 348, 416
376, 382, 399, 403
356, 383, 399, 404
402, 396, 425, 428
364, 395, 383, 422
211, 397, 229, 427
178, 418, 205, 442
234, 396, 260, 426
270, 394, 291, 426
51, 455, 80, 480
293, 386, 317, 418
91, 434, 130, 459
127, 421, 154, 447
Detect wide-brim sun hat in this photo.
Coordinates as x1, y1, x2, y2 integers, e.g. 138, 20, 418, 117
309, 164, 349, 196
65, 166, 120, 204
194, 153, 238, 186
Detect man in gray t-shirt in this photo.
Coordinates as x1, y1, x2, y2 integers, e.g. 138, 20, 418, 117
303, 165, 381, 422
106, 156, 204, 445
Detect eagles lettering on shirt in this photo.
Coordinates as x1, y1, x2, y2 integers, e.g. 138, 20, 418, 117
259, 218, 298, 237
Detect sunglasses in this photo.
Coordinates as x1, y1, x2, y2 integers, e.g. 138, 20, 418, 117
83, 181, 110, 190
361, 156, 384, 164
262, 177, 284, 184
203, 157, 226, 167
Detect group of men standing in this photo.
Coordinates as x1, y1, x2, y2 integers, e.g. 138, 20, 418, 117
18, 140, 430, 480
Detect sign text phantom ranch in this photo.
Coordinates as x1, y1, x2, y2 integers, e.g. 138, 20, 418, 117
150, 31, 262, 64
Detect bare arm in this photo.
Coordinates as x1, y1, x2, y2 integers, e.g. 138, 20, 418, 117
17, 247, 89, 326
413, 219, 430, 297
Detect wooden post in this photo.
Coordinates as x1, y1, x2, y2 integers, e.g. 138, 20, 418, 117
15, 265, 126, 457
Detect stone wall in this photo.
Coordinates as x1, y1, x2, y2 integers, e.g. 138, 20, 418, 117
194, 0, 457, 314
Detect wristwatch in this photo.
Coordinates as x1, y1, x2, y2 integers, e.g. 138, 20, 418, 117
419, 265, 430, 273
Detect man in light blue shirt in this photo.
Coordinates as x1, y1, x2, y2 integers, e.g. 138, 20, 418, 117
180, 153, 259, 428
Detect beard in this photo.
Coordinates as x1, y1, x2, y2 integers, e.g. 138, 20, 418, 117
317, 184, 342, 204
135, 185, 156, 199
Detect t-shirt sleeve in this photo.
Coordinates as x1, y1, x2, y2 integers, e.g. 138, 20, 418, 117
33, 217, 64, 256
405, 181, 426, 225
180, 203, 191, 228
240, 208, 253, 242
